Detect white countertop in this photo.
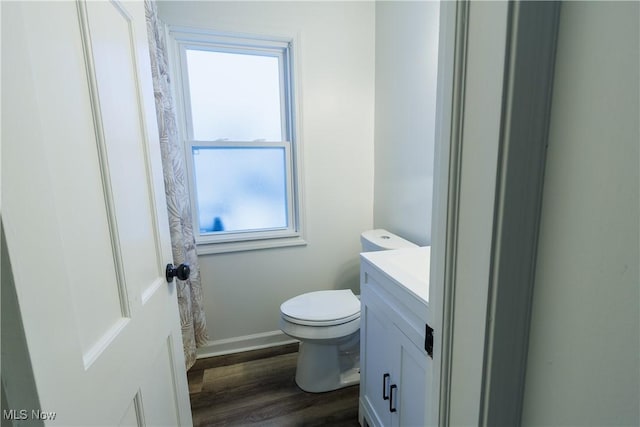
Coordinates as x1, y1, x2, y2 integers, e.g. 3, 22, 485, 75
360, 246, 431, 303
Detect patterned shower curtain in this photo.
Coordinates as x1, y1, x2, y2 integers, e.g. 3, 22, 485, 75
145, 0, 208, 370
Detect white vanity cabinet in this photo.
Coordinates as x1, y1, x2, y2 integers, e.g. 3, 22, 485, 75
359, 247, 432, 427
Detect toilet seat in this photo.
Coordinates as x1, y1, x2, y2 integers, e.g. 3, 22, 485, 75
282, 312, 360, 327
280, 290, 360, 327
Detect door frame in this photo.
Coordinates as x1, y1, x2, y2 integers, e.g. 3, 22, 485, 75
432, 1, 560, 425
427, 0, 459, 425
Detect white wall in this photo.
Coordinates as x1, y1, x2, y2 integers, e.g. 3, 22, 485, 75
157, 1, 375, 352
522, 2, 639, 425
373, 1, 440, 246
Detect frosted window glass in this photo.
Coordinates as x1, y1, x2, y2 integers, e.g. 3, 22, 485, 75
192, 146, 288, 233
186, 49, 282, 141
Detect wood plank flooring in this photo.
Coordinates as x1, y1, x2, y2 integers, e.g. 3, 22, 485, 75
188, 343, 361, 426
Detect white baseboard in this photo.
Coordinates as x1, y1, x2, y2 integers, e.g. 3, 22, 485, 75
196, 330, 298, 359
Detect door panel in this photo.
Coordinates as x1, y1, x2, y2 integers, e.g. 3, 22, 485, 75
140, 337, 182, 426
1, 1, 191, 425
118, 397, 141, 427
361, 292, 392, 427
397, 331, 429, 427
14, 0, 127, 359
83, 0, 164, 296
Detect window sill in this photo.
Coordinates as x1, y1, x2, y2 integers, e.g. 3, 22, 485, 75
196, 235, 307, 255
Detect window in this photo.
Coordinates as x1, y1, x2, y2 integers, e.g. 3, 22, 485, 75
169, 28, 304, 253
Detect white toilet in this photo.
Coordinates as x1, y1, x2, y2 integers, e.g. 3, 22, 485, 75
279, 229, 417, 393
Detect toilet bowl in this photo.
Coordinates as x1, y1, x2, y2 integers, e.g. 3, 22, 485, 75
279, 229, 417, 393
280, 289, 361, 393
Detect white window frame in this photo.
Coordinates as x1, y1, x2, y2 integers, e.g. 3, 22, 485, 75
167, 26, 305, 254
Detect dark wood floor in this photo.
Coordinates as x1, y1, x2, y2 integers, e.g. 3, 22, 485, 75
187, 343, 361, 426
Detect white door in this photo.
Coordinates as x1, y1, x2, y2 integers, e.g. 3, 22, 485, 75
2, 1, 192, 426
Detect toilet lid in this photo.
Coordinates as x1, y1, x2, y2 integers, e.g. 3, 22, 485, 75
280, 290, 360, 326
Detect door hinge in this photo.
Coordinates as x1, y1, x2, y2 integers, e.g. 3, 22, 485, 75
425, 324, 433, 358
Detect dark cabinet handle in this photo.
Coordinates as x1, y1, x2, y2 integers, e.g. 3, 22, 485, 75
166, 263, 190, 282
383, 373, 390, 400
389, 384, 397, 413
382, 374, 391, 400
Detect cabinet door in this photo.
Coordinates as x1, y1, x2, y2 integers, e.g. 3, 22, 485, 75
361, 294, 393, 427
394, 329, 429, 427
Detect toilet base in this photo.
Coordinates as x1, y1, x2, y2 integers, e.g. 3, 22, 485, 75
294, 331, 360, 393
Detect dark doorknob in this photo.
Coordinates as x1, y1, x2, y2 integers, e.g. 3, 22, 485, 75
166, 263, 190, 282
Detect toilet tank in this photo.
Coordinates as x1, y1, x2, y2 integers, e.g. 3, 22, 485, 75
360, 229, 418, 252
